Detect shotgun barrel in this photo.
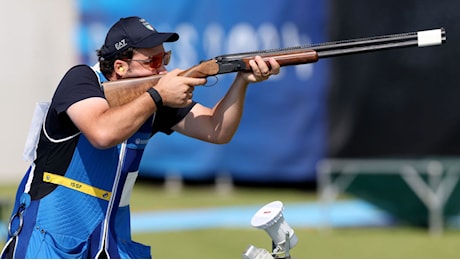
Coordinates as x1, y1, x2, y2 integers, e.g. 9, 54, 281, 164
216, 28, 446, 61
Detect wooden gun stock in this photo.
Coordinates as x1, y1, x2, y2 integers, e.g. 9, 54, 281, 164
102, 28, 445, 107
103, 75, 162, 107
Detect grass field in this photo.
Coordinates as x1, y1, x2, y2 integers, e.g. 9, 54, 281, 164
1, 180, 459, 258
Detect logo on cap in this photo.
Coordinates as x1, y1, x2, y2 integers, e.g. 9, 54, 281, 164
115, 39, 128, 50
139, 18, 155, 31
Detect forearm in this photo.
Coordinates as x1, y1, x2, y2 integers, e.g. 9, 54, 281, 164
68, 92, 158, 149
180, 74, 249, 144
98, 93, 157, 146
210, 74, 249, 143
207, 57, 280, 143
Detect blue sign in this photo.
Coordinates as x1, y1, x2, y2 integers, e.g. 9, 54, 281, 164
77, 0, 330, 182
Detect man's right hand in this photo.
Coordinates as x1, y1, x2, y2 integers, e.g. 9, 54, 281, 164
155, 69, 207, 108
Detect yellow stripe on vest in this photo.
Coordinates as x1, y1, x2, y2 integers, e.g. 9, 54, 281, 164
43, 172, 111, 201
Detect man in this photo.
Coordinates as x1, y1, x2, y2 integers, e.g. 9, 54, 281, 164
1, 16, 279, 258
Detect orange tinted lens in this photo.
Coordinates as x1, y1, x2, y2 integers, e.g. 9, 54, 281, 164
149, 53, 164, 69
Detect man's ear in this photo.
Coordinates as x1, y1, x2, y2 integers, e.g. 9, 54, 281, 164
114, 60, 128, 77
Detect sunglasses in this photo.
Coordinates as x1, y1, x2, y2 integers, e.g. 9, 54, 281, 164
124, 50, 172, 69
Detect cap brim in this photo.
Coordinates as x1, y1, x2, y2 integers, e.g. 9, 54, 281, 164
134, 32, 179, 48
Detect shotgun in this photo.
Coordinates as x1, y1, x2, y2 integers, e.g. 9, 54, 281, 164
102, 28, 446, 107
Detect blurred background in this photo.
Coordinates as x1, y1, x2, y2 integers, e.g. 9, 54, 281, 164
1, 0, 460, 257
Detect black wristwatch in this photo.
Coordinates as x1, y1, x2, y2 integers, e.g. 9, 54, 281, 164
147, 88, 163, 108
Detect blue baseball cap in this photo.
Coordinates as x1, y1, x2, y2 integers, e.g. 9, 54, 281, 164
99, 16, 179, 59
